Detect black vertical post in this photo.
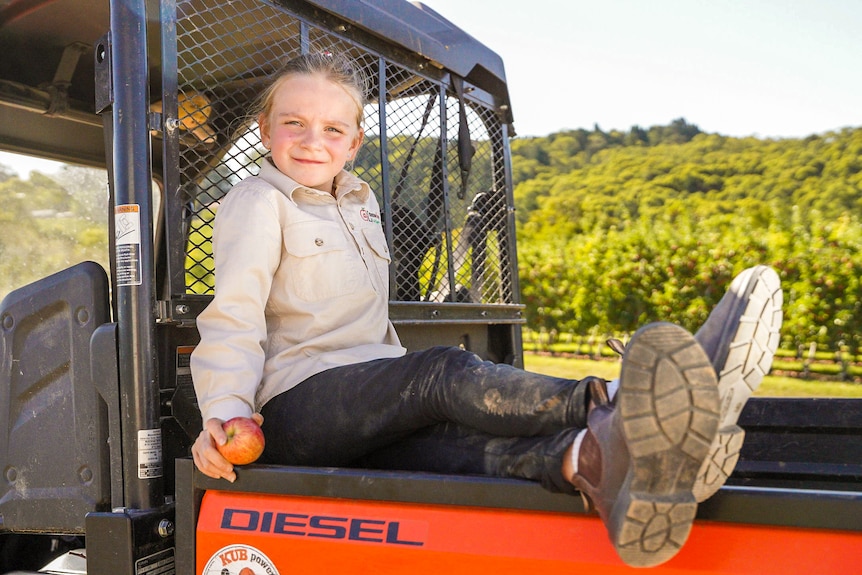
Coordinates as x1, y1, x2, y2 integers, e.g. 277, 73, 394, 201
110, 0, 163, 510
437, 83, 457, 302
376, 58, 395, 296
499, 121, 524, 368
160, 0, 182, 299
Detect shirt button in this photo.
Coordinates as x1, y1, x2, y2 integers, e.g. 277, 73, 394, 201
314, 238, 324, 246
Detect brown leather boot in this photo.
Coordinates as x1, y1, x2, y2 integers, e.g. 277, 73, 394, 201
570, 322, 720, 567
693, 265, 782, 501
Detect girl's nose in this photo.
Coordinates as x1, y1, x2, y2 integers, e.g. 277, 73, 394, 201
300, 129, 323, 149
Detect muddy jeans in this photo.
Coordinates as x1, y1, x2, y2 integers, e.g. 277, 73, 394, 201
259, 346, 591, 493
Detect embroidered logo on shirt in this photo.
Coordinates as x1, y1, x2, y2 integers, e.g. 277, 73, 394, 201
360, 208, 381, 225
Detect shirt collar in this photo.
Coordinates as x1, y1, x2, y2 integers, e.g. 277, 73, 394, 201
258, 157, 370, 202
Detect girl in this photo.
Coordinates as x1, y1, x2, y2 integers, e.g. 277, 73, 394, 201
190, 52, 780, 568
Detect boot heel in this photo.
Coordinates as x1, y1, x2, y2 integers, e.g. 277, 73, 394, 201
694, 425, 746, 501
613, 494, 698, 568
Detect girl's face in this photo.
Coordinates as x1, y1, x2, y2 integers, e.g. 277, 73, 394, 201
259, 73, 364, 194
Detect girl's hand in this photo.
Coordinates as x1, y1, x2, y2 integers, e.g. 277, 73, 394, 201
191, 413, 264, 482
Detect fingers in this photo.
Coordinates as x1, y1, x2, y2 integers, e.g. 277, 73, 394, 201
205, 417, 228, 446
251, 412, 264, 426
191, 418, 236, 482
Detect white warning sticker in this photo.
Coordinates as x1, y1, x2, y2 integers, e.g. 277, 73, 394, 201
115, 204, 143, 286
138, 428, 163, 479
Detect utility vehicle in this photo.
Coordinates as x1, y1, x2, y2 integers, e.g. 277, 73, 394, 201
0, 0, 860, 573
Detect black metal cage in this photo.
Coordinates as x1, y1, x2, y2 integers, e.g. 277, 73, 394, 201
162, 0, 520, 313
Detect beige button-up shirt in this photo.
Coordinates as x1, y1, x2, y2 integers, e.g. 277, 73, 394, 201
191, 159, 405, 424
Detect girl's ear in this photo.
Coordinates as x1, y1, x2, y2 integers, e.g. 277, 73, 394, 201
258, 113, 270, 148
349, 128, 365, 159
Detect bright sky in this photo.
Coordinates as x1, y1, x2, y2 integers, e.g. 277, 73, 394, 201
423, 0, 862, 139
3, 0, 861, 177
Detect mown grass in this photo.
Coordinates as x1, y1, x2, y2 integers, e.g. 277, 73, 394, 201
523, 353, 862, 398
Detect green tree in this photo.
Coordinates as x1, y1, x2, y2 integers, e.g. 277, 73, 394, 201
513, 122, 862, 355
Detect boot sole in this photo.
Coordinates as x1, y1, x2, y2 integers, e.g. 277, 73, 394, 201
610, 323, 720, 567
693, 266, 783, 501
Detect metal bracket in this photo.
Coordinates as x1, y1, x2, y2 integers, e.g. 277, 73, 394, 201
43, 41, 89, 116
94, 32, 113, 113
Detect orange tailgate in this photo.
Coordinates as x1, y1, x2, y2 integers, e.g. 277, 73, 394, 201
196, 490, 861, 574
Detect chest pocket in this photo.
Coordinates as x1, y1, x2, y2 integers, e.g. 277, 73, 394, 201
283, 221, 363, 302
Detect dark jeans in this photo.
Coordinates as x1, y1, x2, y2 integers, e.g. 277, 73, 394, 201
259, 346, 591, 493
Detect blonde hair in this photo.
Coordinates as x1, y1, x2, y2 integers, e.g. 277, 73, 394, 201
253, 52, 367, 129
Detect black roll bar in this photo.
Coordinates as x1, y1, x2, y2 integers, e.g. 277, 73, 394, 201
109, 0, 163, 510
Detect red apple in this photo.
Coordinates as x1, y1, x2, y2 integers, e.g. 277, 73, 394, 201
217, 416, 265, 465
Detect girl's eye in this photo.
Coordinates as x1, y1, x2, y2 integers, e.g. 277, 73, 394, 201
325, 126, 343, 134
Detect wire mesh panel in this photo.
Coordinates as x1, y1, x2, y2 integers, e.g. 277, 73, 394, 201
171, 0, 515, 306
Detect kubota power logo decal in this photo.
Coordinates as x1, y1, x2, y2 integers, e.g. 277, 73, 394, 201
359, 208, 381, 224
202, 544, 279, 575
